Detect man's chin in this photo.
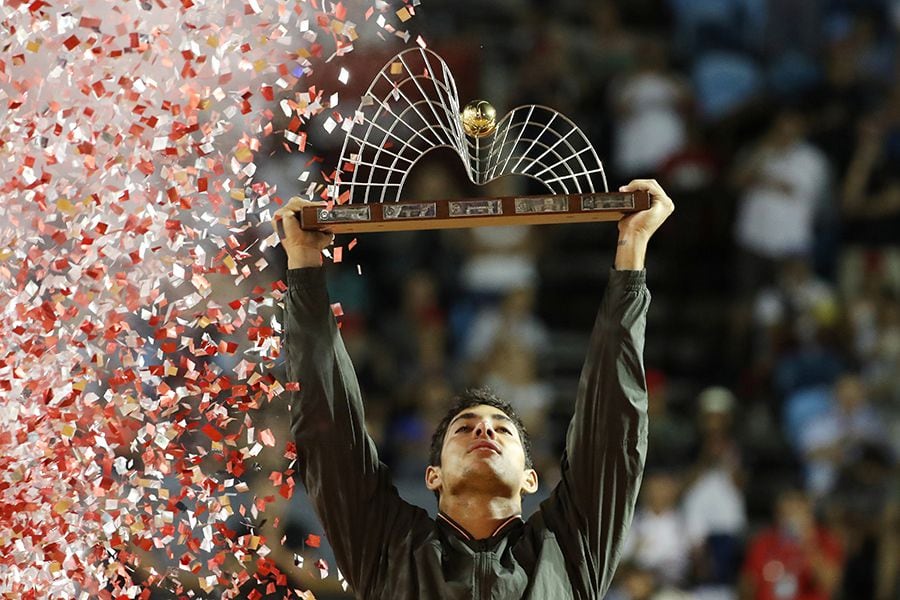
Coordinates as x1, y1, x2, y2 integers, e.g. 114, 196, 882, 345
460, 461, 517, 488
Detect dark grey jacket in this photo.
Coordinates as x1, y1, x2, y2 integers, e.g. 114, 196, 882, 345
283, 267, 650, 599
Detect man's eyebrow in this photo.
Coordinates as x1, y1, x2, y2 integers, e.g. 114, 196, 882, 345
448, 412, 513, 428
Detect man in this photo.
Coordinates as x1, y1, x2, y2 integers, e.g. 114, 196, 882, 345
274, 179, 674, 598
740, 488, 843, 600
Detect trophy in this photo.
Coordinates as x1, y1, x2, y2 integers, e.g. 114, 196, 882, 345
300, 48, 649, 233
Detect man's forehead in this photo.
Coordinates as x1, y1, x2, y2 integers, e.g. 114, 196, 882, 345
448, 404, 513, 426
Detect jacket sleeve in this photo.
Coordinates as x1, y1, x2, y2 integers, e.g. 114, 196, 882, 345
538, 268, 650, 597
282, 268, 427, 596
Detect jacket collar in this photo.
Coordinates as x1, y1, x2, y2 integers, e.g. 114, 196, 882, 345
437, 511, 523, 541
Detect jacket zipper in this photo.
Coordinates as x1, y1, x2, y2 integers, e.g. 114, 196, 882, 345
475, 542, 491, 600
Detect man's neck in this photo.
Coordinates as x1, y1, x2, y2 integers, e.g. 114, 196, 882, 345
439, 494, 522, 540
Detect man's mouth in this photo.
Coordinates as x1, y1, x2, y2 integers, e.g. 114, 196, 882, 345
469, 441, 501, 454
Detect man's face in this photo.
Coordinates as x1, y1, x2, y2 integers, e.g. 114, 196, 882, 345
425, 404, 538, 499
776, 491, 813, 538
643, 473, 679, 515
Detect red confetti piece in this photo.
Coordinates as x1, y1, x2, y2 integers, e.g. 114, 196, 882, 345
259, 428, 276, 446
79, 16, 102, 29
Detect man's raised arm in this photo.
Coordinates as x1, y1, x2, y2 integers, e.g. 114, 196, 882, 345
539, 180, 674, 597
274, 198, 425, 595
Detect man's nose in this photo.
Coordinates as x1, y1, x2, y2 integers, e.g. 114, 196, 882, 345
473, 420, 495, 438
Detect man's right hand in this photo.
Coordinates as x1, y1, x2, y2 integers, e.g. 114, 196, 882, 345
273, 197, 335, 269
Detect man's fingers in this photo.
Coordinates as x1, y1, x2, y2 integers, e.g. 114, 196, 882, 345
272, 208, 334, 256
619, 178, 665, 197
273, 197, 334, 240
285, 196, 328, 211
307, 230, 336, 250
278, 207, 304, 242
275, 210, 333, 244
619, 179, 674, 213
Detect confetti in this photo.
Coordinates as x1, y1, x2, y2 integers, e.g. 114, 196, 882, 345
0, 0, 423, 595
259, 428, 276, 447
0, 0, 422, 598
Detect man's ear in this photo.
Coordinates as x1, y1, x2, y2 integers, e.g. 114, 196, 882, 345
425, 465, 442, 492
521, 468, 539, 495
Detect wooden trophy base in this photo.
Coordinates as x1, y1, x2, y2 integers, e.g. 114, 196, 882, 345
299, 191, 650, 234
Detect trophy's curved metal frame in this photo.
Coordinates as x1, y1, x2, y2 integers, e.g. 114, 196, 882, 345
333, 47, 609, 205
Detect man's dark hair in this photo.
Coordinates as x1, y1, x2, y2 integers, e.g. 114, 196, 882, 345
428, 387, 533, 470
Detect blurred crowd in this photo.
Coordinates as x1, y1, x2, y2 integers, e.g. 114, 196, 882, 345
232, 0, 900, 598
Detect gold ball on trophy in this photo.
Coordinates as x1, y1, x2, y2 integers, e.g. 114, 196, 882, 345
461, 100, 497, 138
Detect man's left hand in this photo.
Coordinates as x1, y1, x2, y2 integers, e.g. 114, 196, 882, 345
613, 179, 674, 271
617, 179, 675, 243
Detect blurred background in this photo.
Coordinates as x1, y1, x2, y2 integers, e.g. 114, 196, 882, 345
250, 0, 900, 598
5, 0, 893, 597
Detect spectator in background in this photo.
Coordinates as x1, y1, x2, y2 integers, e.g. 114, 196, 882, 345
799, 372, 887, 498
608, 562, 693, 600
463, 286, 548, 367
508, 21, 582, 118
729, 109, 831, 367
383, 374, 456, 502
659, 118, 722, 196
842, 267, 900, 434
740, 488, 843, 600
457, 223, 538, 296
621, 471, 692, 588
380, 270, 448, 386
611, 38, 691, 178
840, 90, 900, 249
682, 387, 747, 595
757, 258, 844, 402
764, 0, 821, 63
667, 0, 766, 58
574, 2, 641, 84
731, 109, 831, 292
805, 39, 873, 174
753, 258, 839, 362
572, 1, 642, 154
825, 443, 897, 600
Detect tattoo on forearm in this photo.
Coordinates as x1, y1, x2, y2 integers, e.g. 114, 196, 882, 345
618, 239, 628, 246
